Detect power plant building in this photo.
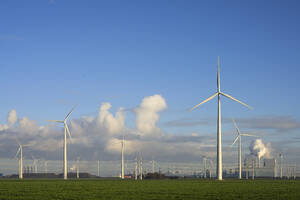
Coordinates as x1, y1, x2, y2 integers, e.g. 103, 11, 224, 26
243, 155, 277, 178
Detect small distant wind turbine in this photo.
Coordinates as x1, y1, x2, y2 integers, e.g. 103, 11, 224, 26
190, 57, 252, 180
279, 153, 283, 179
31, 156, 39, 173
121, 135, 125, 179
15, 142, 31, 179
44, 160, 48, 174
139, 153, 143, 180
48, 106, 76, 180
151, 159, 156, 174
231, 119, 258, 179
208, 159, 214, 179
202, 156, 207, 178
76, 157, 80, 179
97, 160, 100, 177
135, 155, 138, 180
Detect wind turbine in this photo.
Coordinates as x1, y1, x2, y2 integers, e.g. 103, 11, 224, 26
208, 159, 214, 179
44, 160, 48, 174
76, 157, 80, 179
231, 119, 258, 179
15, 142, 31, 179
48, 106, 76, 180
279, 153, 283, 179
135, 155, 138, 180
97, 160, 100, 177
202, 156, 207, 178
139, 153, 143, 180
31, 156, 39, 173
151, 159, 156, 174
190, 57, 252, 180
121, 135, 125, 179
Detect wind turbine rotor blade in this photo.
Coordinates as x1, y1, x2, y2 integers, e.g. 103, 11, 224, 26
232, 119, 241, 135
241, 133, 258, 137
47, 120, 64, 123
15, 147, 21, 158
221, 92, 252, 110
65, 124, 73, 143
64, 105, 77, 121
231, 136, 239, 146
190, 92, 218, 111
217, 56, 220, 91
23, 143, 33, 147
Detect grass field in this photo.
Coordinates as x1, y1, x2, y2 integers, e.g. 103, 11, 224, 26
0, 179, 299, 200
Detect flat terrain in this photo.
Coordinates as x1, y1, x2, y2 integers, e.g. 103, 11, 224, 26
0, 179, 299, 200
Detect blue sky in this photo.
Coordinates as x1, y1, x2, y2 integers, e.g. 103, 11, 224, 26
0, 0, 300, 166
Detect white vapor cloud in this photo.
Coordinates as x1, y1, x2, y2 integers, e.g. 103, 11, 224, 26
7, 109, 17, 127
134, 94, 167, 135
249, 139, 272, 159
97, 102, 125, 135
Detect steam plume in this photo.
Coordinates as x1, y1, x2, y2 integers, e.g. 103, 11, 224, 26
249, 139, 272, 159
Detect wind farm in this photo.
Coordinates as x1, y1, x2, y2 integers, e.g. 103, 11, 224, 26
0, 0, 300, 199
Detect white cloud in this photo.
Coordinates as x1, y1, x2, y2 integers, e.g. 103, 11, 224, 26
19, 117, 39, 134
97, 102, 125, 135
7, 109, 17, 126
1, 94, 293, 166
134, 94, 167, 135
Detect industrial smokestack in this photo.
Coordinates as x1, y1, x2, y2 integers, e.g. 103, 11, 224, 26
249, 139, 271, 161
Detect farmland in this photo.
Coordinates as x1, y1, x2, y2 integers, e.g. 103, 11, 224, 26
0, 179, 299, 200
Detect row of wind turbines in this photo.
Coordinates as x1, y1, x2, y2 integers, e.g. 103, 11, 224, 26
15, 57, 260, 181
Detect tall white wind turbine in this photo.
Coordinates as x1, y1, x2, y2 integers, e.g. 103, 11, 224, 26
231, 119, 257, 179
15, 142, 31, 179
48, 106, 75, 180
121, 135, 125, 179
190, 57, 252, 180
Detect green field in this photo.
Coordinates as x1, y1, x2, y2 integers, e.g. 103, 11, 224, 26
0, 179, 299, 200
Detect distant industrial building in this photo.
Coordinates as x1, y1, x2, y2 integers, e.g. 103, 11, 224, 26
243, 155, 277, 178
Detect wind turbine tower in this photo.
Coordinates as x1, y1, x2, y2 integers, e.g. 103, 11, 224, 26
48, 106, 75, 180
279, 153, 283, 179
139, 154, 143, 180
191, 57, 252, 180
15, 144, 23, 179
45, 161, 48, 174
32, 156, 38, 173
203, 157, 207, 178
152, 159, 155, 173
15, 142, 31, 179
232, 119, 257, 179
121, 135, 125, 179
76, 157, 80, 179
135, 155, 138, 180
97, 160, 100, 177
252, 160, 255, 180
